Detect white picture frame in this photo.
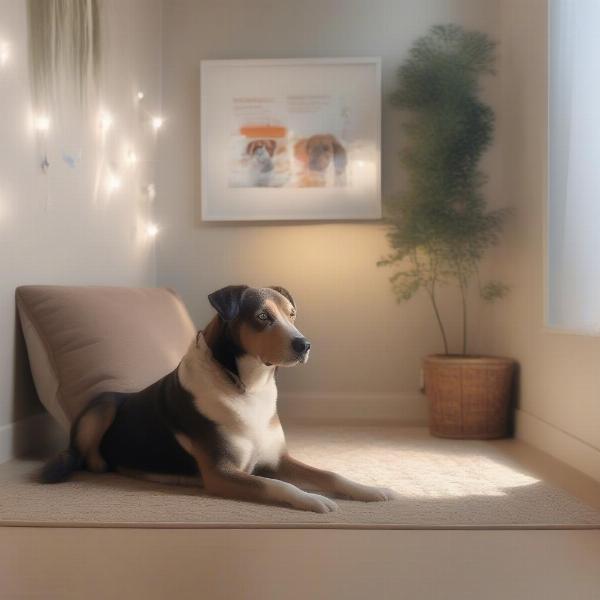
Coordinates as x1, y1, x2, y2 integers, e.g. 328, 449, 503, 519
200, 58, 381, 221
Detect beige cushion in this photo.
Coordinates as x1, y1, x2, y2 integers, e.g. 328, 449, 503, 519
16, 286, 196, 430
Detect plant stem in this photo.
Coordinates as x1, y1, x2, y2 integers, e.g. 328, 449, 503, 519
427, 283, 449, 355
458, 277, 468, 355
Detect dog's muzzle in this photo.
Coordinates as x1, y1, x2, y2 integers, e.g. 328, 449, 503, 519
292, 337, 311, 363
298, 350, 310, 364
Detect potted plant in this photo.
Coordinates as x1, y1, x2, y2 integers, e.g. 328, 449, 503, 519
378, 25, 514, 439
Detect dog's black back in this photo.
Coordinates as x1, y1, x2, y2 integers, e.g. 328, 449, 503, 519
41, 369, 203, 483
99, 373, 198, 475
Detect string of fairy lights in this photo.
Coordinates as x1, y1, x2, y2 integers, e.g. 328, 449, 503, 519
0, 36, 162, 239
0, 40, 9, 66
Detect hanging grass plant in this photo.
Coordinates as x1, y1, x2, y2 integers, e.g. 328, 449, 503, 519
27, 0, 101, 108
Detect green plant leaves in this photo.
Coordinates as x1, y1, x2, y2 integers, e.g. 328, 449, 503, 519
379, 24, 508, 354
480, 281, 510, 303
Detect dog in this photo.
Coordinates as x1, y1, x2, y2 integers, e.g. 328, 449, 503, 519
294, 134, 347, 187
40, 285, 397, 513
245, 139, 277, 186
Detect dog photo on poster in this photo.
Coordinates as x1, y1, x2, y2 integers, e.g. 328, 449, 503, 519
201, 59, 381, 221
229, 94, 350, 189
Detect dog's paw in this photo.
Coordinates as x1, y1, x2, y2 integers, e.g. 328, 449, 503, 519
292, 492, 339, 513
347, 485, 400, 503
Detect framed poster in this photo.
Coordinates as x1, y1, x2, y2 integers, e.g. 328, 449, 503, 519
200, 58, 381, 221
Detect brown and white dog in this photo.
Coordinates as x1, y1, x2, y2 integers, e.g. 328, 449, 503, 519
40, 286, 397, 513
245, 139, 277, 186
294, 134, 347, 187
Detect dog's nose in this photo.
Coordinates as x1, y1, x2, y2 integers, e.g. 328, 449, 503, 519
292, 337, 311, 354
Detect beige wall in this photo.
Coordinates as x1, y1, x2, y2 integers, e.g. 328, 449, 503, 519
156, 0, 503, 408
487, 0, 600, 479
4, 0, 597, 479
0, 0, 162, 429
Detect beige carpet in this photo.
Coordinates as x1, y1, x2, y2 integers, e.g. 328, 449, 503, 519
1, 426, 599, 529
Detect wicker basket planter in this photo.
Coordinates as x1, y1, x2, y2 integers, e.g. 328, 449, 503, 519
423, 355, 515, 439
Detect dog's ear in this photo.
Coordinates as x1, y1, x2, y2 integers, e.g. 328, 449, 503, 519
208, 285, 249, 321
265, 140, 277, 156
330, 136, 347, 174
246, 141, 258, 156
269, 286, 295, 308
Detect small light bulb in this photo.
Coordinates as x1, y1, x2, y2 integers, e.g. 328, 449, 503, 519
0, 42, 9, 66
99, 111, 113, 132
136, 91, 145, 101
126, 150, 138, 166
146, 223, 159, 238
151, 116, 164, 131
146, 183, 156, 201
34, 115, 51, 132
106, 172, 121, 193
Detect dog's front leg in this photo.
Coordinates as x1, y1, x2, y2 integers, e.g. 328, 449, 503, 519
175, 433, 337, 512
273, 454, 399, 502
201, 464, 338, 513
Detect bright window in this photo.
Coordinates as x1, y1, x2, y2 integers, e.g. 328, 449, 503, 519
548, 0, 600, 332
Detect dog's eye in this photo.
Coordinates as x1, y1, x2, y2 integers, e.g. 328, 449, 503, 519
257, 312, 269, 321
290, 312, 296, 319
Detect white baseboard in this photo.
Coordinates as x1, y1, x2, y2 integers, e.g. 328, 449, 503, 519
516, 409, 600, 483
0, 412, 66, 464
278, 391, 428, 424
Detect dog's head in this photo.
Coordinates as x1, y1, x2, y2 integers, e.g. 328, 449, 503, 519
306, 135, 347, 174
246, 140, 276, 174
246, 139, 277, 158
205, 285, 310, 367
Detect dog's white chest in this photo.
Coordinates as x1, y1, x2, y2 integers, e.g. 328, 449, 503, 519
179, 345, 286, 472
218, 384, 285, 473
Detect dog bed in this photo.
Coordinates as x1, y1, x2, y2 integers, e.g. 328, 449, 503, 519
16, 285, 196, 428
